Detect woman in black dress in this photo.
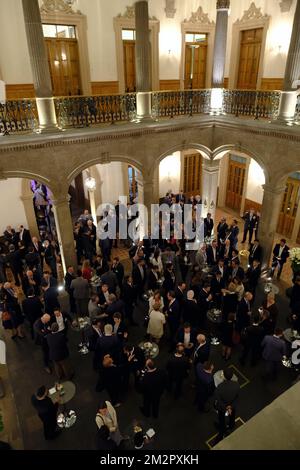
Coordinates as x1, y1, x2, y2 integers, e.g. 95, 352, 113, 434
221, 313, 235, 360
2, 282, 24, 339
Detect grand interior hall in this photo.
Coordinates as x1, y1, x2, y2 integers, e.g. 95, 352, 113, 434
1, 0, 300, 458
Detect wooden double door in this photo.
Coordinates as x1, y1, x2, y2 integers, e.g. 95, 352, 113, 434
45, 38, 81, 96
123, 41, 136, 92
237, 28, 263, 90
226, 159, 246, 212
277, 177, 300, 240
183, 153, 203, 198
184, 41, 207, 90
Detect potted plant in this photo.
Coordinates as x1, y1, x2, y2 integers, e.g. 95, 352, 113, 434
289, 247, 300, 281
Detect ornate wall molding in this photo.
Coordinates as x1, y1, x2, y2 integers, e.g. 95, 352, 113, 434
217, 0, 230, 10
184, 6, 215, 25
117, 5, 158, 21
165, 0, 176, 18
40, 0, 80, 14
234, 2, 269, 24
279, 0, 293, 13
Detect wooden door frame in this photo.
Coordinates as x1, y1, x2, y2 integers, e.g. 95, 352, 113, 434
114, 12, 160, 94
184, 40, 208, 90
41, 10, 91, 95
180, 14, 215, 90
228, 4, 270, 90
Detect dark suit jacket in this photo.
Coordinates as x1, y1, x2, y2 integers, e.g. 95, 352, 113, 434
46, 331, 69, 362
214, 380, 240, 412
121, 282, 136, 306
236, 298, 252, 331
44, 287, 60, 315
22, 296, 43, 324
207, 245, 219, 266
176, 327, 197, 346
249, 243, 262, 263
95, 335, 120, 362
25, 252, 41, 270
217, 222, 228, 242
194, 342, 210, 366
243, 212, 258, 230
166, 299, 181, 328
204, 218, 214, 238
182, 299, 199, 326
262, 335, 286, 362
167, 355, 190, 381
112, 263, 124, 287
246, 266, 261, 291
140, 369, 167, 398
272, 244, 290, 266
132, 264, 146, 289
147, 270, 159, 291
17, 229, 31, 248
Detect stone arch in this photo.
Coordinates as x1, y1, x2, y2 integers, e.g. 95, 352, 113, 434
156, 143, 212, 168
66, 154, 145, 187
1, 170, 53, 190
212, 144, 270, 185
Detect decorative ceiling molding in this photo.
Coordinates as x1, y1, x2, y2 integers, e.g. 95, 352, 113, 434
117, 5, 158, 21
279, 0, 293, 13
165, 0, 176, 18
184, 6, 215, 25
234, 2, 269, 24
217, 0, 230, 10
40, 0, 80, 14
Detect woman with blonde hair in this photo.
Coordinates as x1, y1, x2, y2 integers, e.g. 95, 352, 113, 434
147, 302, 166, 343
148, 290, 164, 313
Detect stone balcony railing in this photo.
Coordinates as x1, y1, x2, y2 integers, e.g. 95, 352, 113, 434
0, 88, 295, 135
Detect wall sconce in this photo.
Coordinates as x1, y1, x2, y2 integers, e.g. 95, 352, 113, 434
61, 52, 67, 61
210, 201, 215, 209
204, 199, 208, 209
54, 59, 60, 66
84, 176, 96, 192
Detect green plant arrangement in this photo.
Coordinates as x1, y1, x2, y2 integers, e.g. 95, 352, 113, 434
290, 247, 300, 274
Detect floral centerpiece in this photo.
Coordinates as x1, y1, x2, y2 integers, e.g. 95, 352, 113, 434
289, 247, 300, 275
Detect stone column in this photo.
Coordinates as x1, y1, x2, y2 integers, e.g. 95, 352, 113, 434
277, 0, 300, 122
212, 0, 230, 88
52, 196, 77, 275
135, 1, 153, 121
202, 159, 220, 220
259, 183, 285, 269
210, 1, 230, 114
291, 202, 300, 242
20, 195, 40, 238
22, 0, 58, 132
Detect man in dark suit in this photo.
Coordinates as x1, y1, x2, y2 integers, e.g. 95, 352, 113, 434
31, 386, 60, 440
262, 328, 287, 379
193, 334, 210, 367
182, 291, 199, 327
95, 324, 120, 365
17, 225, 32, 249
147, 264, 160, 292
214, 368, 240, 440
106, 294, 125, 319
176, 190, 186, 204
176, 323, 197, 357
236, 292, 253, 333
204, 213, 214, 239
46, 322, 73, 380
121, 343, 145, 392
25, 246, 42, 272
4, 226, 18, 247
249, 239, 262, 264
241, 209, 258, 244
196, 361, 215, 412
5, 244, 23, 286
166, 343, 190, 399
112, 257, 124, 288
22, 269, 41, 297
139, 359, 167, 419
211, 272, 225, 309
33, 314, 52, 373
64, 266, 76, 315
132, 259, 147, 299
240, 315, 264, 366
207, 240, 219, 266
213, 259, 228, 282
42, 280, 60, 315
175, 282, 186, 315
166, 291, 181, 348
217, 218, 228, 245
122, 275, 137, 325
197, 283, 213, 329
245, 260, 261, 294
111, 312, 128, 343
22, 287, 44, 339
228, 260, 245, 282
271, 239, 290, 279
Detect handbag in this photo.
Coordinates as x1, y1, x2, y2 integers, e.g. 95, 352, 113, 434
232, 330, 241, 345
2, 311, 11, 322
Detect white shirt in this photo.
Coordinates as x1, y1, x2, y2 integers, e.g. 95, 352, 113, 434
278, 246, 285, 258
104, 291, 110, 303
184, 332, 191, 347
56, 314, 65, 332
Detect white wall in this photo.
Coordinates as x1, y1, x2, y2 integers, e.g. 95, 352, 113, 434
245, 159, 266, 205
93, 162, 127, 207
0, 0, 296, 85
0, 179, 28, 233
159, 151, 181, 197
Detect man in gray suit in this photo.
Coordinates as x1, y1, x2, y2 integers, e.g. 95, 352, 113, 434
70, 270, 89, 318
195, 244, 207, 271
262, 328, 287, 380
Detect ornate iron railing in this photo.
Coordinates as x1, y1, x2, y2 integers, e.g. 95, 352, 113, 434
0, 99, 38, 135
295, 93, 300, 123
54, 94, 137, 128
152, 89, 211, 119
223, 89, 281, 119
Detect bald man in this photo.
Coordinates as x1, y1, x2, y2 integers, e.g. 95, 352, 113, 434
193, 334, 211, 367
34, 314, 53, 374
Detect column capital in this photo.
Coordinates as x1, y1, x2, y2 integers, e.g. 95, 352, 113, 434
52, 195, 71, 208
262, 183, 286, 196
216, 0, 230, 10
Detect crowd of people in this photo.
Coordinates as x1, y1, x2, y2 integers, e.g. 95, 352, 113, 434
0, 193, 300, 449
